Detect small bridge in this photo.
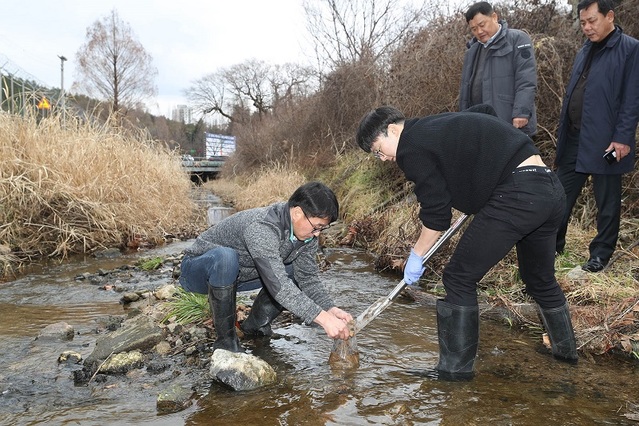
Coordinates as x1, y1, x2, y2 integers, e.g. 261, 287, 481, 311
182, 156, 226, 182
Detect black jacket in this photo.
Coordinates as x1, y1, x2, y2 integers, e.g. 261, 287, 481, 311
397, 109, 538, 230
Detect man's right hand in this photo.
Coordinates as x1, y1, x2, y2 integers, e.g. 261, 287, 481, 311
404, 249, 425, 285
513, 117, 529, 129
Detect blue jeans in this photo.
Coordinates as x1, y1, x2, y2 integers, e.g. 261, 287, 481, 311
179, 247, 293, 293
443, 166, 567, 309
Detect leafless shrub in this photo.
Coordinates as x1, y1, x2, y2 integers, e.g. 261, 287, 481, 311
221, 0, 638, 227
615, 0, 639, 39
385, 13, 468, 116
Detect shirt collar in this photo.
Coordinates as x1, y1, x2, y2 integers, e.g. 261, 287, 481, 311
289, 219, 313, 243
480, 24, 502, 48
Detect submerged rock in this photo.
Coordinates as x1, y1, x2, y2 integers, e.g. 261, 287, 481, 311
157, 384, 195, 413
58, 350, 82, 364
84, 315, 164, 367
37, 322, 74, 341
209, 349, 276, 391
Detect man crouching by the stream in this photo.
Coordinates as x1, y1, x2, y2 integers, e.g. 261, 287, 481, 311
178, 181, 353, 353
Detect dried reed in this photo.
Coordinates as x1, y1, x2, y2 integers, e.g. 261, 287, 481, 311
0, 112, 195, 275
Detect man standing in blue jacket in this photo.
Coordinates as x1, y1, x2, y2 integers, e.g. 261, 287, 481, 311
459, 2, 537, 136
555, 0, 639, 272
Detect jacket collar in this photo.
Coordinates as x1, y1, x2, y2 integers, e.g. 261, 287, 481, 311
583, 24, 622, 50
467, 20, 509, 49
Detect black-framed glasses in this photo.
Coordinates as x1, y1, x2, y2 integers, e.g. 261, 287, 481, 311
303, 211, 331, 233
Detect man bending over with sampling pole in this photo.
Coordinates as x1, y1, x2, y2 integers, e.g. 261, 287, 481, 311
355, 104, 578, 380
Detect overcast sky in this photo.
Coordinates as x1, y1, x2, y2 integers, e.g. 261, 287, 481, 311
0, 0, 310, 116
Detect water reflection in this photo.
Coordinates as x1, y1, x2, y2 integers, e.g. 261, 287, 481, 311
0, 246, 637, 425
187, 247, 639, 425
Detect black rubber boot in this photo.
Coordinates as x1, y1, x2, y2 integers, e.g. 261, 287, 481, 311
208, 283, 244, 353
240, 288, 284, 337
435, 299, 479, 381
538, 303, 578, 364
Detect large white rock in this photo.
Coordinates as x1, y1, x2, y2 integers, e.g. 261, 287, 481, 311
209, 349, 276, 391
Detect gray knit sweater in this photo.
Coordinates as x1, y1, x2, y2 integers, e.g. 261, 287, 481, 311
183, 202, 335, 325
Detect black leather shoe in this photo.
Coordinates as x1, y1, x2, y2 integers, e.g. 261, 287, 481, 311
582, 256, 608, 272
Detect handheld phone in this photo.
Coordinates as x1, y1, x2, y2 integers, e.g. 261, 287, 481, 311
603, 149, 617, 164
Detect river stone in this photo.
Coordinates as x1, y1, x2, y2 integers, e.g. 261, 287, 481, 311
84, 315, 164, 366
154, 340, 172, 355
157, 384, 194, 413
37, 322, 74, 341
98, 350, 144, 374
566, 266, 588, 281
209, 349, 277, 391
121, 292, 140, 303
58, 350, 83, 364
155, 284, 177, 300
93, 248, 121, 258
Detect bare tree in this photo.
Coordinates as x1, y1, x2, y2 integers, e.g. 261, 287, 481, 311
74, 9, 158, 121
303, 0, 427, 68
185, 70, 237, 122
185, 60, 315, 123
269, 63, 317, 112
224, 60, 273, 118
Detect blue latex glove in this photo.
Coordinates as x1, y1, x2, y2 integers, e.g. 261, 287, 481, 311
404, 249, 426, 285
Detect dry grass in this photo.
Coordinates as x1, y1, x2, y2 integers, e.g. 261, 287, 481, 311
0, 112, 196, 277
203, 164, 306, 211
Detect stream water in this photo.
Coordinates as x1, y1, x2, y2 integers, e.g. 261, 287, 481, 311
1, 196, 638, 425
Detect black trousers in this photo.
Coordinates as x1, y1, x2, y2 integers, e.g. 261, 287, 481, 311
555, 130, 622, 261
443, 166, 567, 309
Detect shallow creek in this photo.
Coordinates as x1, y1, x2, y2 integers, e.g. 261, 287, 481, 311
0, 196, 637, 425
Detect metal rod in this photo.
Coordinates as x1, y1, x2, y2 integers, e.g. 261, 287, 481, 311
353, 214, 470, 334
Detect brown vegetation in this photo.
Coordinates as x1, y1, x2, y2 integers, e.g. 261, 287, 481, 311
0, 112, 198, 278
220, 0, 638, 220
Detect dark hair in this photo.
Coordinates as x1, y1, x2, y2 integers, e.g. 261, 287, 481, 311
289, 181, 339, 222
355, 106, 405, 153
577, 0, 615, 15
465, 1, 494, 22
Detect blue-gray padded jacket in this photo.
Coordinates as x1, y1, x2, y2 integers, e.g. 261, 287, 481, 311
184, 202, 335, 325
459, 21, 537, 136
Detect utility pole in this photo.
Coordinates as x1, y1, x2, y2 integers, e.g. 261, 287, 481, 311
58, 55, 67, 126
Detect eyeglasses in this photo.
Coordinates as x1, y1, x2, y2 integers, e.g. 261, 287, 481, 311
303, 211, 331, 233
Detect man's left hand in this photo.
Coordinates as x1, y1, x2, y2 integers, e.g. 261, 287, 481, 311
607, 142, 631, 161
512, 117, 529, 129
404, 250, 426, 285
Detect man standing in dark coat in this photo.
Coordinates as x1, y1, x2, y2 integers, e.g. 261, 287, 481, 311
555, 0, 639, 272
